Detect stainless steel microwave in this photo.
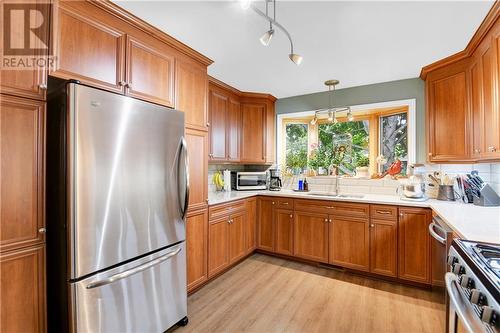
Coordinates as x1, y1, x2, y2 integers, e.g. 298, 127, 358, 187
231, 172, 267, 191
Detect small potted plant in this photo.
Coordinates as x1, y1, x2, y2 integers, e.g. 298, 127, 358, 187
356, 156, 370, 178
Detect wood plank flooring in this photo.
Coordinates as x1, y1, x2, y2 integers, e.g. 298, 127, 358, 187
174, 254, 445, 333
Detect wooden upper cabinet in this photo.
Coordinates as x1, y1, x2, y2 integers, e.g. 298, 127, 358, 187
227, 97, 241, 162
186, 209, 208, 292
1, 96, 45, 252
426, 61, 471, 162
176, 59, 208, 130
208, 88, 228, 161
469, 57, 484, 159
229, 211, 247, 263
185, 128, 208, 211
398, 207, 431, 284
208, 216, 230, 278
257, 197, 275, 252
241, 103, 266, 163
274, 209, 294, 256
369, 219, 398, 277
265, 101, 276, 163
329, 216, 369, 271
51, 3, 126, 93
293, 211, 329, 263
125, 35, 175, 107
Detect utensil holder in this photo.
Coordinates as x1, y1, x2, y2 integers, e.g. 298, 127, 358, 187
437, 185, 456, 201
473, 184, 500, 207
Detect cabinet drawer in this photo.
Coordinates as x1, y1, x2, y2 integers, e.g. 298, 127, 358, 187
294, 199, 337, 214
209, 200, 246, 220
332, 202, 369, 219
370, 205, 398, 220
275, 197, 294, 209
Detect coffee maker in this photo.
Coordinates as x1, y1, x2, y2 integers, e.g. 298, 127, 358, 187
269, 169, 282, 191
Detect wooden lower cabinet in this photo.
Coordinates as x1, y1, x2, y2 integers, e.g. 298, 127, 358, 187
186, 209, 208, 292
398, 207, 432, 283
0, 245, 46, 333
329, 217, 370, 271
369, 219, 398, 277
274, 209, 294, 256
208, 216, 230, 278
229, 211, 247, 263
257, 197, 275, 251
246, 198, 257, 253
293, 211, 329, 263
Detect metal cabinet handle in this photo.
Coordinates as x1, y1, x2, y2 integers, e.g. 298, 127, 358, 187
282, 202, 289, 205
445, 273, 484, 333
428, 222, 446, 245
325, 206, 335, 209
38, 227, 46, 234
376, 210, 391, 215
39, 83, 47, 90
86, 247, 182, 289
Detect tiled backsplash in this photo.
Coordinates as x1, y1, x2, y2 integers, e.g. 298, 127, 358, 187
208, 163, 500, 195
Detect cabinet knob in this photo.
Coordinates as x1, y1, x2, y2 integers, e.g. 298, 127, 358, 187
488, 146, 497, 152
289, 214, 293, 219
272, 202, 275, 205
39, 83, 47, 90
474, 148, 481, 154
209, 153, 213, 158
329, 219, 332, 223
118, 81, 126, 86
125, 82, 131, 88
206, 122, 210, 127
38, 227, 46, 234
428, 152, 433, 156
370, 224, 375, 228
324, 218, 328, 222
399, 212, 403, 217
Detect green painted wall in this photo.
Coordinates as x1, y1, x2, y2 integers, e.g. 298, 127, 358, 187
276, 78, 426, 162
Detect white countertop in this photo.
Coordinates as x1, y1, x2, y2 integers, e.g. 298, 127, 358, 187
208, 190, 500, 244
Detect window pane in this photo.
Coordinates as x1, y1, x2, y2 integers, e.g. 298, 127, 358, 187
314, 121, 369, 175
380, 112, 408, 174
285, 123, 308, 173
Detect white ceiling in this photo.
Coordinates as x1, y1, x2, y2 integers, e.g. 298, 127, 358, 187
114, 1, 494, 98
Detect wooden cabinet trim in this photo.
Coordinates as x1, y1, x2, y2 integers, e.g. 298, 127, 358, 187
293, 210, 329, 263
274, 208, 294, 256
186, 208, 208, 292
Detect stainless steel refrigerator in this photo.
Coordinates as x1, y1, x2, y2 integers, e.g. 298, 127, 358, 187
46, 80, 189, 332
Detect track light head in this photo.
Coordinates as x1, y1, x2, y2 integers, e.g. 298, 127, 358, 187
347, 110, 354, 122
260, 29, 274, 46
289, 53, 303, 65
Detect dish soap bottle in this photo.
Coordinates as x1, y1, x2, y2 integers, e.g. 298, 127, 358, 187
303, 178, 309, 191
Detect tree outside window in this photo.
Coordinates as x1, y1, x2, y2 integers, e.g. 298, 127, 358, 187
380, 112, 408, 174
285, 123, 308, 174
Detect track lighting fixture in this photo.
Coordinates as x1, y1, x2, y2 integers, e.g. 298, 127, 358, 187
246, 0, 302, 65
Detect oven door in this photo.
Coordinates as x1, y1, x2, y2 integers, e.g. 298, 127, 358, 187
445, 273, 486, 333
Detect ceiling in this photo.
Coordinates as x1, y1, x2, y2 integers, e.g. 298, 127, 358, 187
113, 1, 494, 98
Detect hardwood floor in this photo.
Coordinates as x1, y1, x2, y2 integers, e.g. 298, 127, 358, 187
175, 254, 445, 333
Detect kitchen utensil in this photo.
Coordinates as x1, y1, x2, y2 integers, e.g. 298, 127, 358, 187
437, 185, 458, 201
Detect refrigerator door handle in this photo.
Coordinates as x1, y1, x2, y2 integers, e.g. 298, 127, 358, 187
178, 137, 190, 220
86, 247, 182, 289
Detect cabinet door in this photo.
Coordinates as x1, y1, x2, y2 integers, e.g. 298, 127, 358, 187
469, 57, 483, 159
185, 129, 208, 211
176, 59, 208, 130
293, 211, 329, 263
246, 198, 257, 253
51, 4, 125, 93
257, 197, 275, 251
398, 207, 432, 284
265, 101, 275, 163
227, 97, 241, 162
208, 89, 227, 161
240, 103, 265, 163
329, 217, 369, 271
274, 209, 294, 256
229, 211, 247, 263
1, 96, 45, 252
369, 219, 397, 277
186, 209, 208, 292
0, 245, 46, 333
125, 35, 175, 107
427, 62, 471, 162
208, 216, 230, 277
0, 1, 49, 100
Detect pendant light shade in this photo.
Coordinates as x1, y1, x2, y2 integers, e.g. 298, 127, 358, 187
260, 29, 274, 46
289, 53, 303, 65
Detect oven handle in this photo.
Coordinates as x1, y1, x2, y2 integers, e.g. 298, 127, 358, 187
445, 272, 484, 333
428, 221, 446, 245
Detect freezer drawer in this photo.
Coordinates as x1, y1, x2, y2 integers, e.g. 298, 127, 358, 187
71, 243, 186, 333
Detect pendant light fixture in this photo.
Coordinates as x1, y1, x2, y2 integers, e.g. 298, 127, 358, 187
242, 0, 303, 65
310, 80, 353, 124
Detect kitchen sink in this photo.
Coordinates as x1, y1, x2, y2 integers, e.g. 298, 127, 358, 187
306, 192, 365, 199
337, 194, 365, 199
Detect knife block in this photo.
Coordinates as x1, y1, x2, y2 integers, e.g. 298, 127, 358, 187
473, 184, 500, 207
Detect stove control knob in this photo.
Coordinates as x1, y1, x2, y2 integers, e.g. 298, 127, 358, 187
469, 289, 484, 306
459, 275, 474, 289
481, 306, 498, 326
447, 255, 458, 266
452, 264, 465, 275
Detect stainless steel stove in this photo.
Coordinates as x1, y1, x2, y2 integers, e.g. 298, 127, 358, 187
447, 239, 500, 333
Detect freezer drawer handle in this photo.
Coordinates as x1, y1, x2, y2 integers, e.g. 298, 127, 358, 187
428, 221, 446, 245
86, 247, 182, 289
445, 272, 484, 333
